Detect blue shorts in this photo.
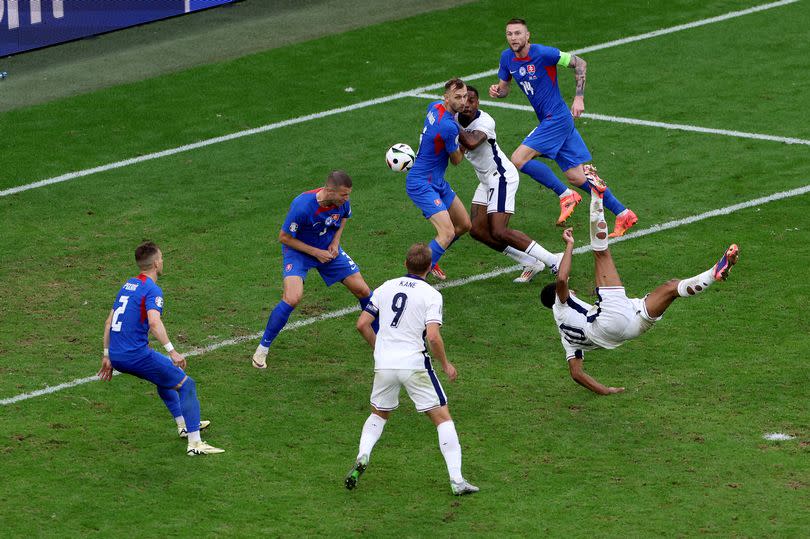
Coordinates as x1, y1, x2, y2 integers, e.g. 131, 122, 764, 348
406, 177, 457, 219
282, 246, 360, 286
523, 115, 592, 172
110, 349, 186, 389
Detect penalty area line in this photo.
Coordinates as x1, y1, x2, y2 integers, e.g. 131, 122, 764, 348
2, 182, 809, 407
411, 93, 810, 146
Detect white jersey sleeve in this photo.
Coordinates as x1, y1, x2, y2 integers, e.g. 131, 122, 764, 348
470, 111, 497, 140
425, 292, 442, 325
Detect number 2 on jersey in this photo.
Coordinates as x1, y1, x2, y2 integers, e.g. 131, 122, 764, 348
111, 295, 129, 332
390, 292, 408, 328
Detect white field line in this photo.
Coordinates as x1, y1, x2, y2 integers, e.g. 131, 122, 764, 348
3, 182, 809, 406
412, 93, 810, 146
0, 0, 799, 198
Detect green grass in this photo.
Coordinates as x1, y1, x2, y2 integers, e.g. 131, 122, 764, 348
1, 0, 809, 536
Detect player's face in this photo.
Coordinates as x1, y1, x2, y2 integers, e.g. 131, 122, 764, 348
444, 85, 468, 114
324, 185, 351, 206
462, 91, 479, 115
506, 24, 530, 52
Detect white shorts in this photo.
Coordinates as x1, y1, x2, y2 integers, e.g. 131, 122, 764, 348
585, 286, 662, 348
471, 168, 519, 214
370, 369, 447, 413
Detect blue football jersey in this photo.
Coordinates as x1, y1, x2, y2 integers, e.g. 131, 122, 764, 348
108, 274, 163, 356
498, 44, 569, 121
406, 100, 460, 183
281, 188, 352, 251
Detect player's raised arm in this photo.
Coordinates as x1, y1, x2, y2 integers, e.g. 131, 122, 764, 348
488, 79, 510, 99
426, 322, 457, 382
147, 309, 186, 370
98, 309, 114, 381
568, 357, 625, 395
560, 52, 587, 118
555, 228, 576, 303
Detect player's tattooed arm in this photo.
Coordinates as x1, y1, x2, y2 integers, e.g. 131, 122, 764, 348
568, 55, 586, 117
457, 129, 487, 151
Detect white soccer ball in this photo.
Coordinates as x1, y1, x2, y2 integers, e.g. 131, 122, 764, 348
386, 143, 415, 172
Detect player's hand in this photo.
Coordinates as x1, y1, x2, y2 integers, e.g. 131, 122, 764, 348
327, 244, 339, 258
488, 84, 502, 98
313, 249, 336, 264
97, 356, 114, 381
606, 387, 625, 394
562, 227, 575, 245
443, 361, 458, 382
170, 350, 187, 370
571, 96, 585, 118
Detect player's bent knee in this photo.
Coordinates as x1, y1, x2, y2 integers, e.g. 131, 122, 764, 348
282, 293, 302, 307
176, 375, 196, 393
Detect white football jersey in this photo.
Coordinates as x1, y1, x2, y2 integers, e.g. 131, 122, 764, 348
367, 275, 443, 370
456, 110, 518, 181
552, 292, 602, 360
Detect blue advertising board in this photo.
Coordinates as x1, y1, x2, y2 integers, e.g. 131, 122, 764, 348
1, 0, 235, 57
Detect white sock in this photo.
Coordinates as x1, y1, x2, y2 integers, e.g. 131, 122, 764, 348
503, 246, 537, 266
187, 430, 201, 443
255, 344, 269, 355
358, 413, 387, 460
437, 420, 463, 483
590, 192, 609, 251
677, 268, 715, 297
525, 241, 557, 266
559, 188, 574, 199
174, 416, 185, 428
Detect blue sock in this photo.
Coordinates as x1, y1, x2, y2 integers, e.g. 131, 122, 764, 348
177, 377, 201, 434
429, 239, 446, 267
260, 300, 295, 348
578, 182, 626, 215
520, 160, 568, 196
359, 293, 379, 333
157, 387, 182, 418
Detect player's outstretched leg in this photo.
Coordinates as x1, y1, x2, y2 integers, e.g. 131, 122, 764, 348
580, 165, 638, 237
346, 412, 387, 490
644, 244, 740, 318
253, 276, 303, 369
586, 171, 609, 252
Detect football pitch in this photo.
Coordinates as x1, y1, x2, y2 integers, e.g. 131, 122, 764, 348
1, 0, 808, 536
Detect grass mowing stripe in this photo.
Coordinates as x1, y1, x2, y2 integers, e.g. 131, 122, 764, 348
412, 93, 810, 146
1, 0, 797, 199
3, 182, 808, 407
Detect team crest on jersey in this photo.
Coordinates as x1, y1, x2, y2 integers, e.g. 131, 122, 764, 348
434, 199, 442, 206
324, 213, 341, 226
519, 66, 527, 77
285, 263, 293, 272
155, 297, 164, 308
289, 222, 298, 232
527, 64, 536, 74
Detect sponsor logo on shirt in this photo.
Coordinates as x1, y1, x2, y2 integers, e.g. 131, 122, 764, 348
155, 297, 164, 308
